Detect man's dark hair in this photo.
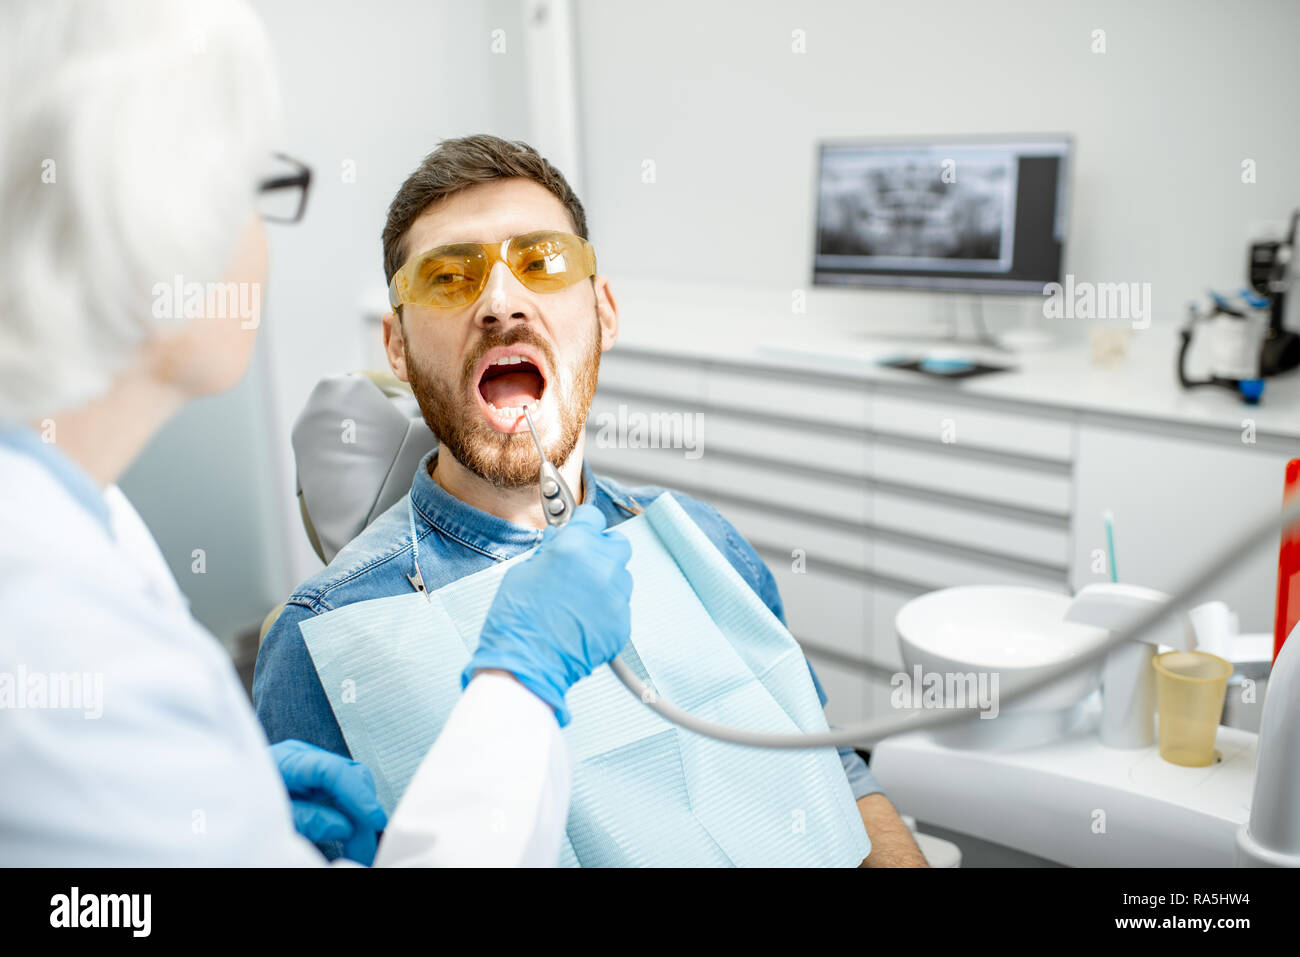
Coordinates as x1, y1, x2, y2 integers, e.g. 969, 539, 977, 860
381, 134, 588, 296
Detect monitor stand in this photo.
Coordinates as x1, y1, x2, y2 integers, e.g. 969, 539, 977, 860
998, 325, 1058, 351
860, 298, 1016, 353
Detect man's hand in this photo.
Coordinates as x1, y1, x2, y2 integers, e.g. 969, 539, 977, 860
857, 793, 929, 867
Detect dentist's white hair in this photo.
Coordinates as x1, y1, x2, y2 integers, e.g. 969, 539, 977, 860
0, 0, 281, 422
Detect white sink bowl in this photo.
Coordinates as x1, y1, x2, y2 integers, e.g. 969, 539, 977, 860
895, 586, 1108, 749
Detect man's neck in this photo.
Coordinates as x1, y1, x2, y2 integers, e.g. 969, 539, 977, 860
430, 438, 588, 531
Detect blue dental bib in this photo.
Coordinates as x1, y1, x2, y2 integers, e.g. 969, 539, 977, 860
301, 493, 868, 867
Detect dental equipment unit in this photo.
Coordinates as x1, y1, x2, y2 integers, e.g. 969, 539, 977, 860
523, 410, 1300, 865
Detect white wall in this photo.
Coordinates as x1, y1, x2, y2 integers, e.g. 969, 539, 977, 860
573, 0, 1300, 326
255, 0, 532, 585
125, 1, 538, 633
119, 349, 287, 649
123, 0, 1300, 635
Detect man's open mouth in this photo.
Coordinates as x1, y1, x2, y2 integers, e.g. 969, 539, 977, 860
474, 346, 548, 433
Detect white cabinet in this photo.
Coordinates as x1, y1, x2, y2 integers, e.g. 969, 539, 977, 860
803, 653, 872, 730
871, 393, 1074, 461
871, 443, 1072, 514
597, 350, 704, 404
590, 353, 1085, 725
704, 365, 870, 428
871, 487, 1069, 567
871, 583, 922, 669
1069, 422, 1296, 634
589, 346, 1297, 729
768, 560, 870, 661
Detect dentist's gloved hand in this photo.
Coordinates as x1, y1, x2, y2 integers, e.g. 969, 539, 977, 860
463, 503, 634, 726
269, 739, 389, 865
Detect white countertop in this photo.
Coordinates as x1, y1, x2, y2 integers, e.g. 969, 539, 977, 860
607, 278, 1300, 442
870, 698, 1257, 867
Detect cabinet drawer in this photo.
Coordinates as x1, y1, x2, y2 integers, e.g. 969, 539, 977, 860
804, 652, 873, 727
872, 489, 1069, 567
868, 582, 923, 669
872, 444, 1071, 514
590, 393, 871, 478
872, 393, 1073, 462
704, 366, 869, 428
704, 409, 872, 477
719, 501, 872, 573
588, 438, 871, 526
584, 444, 709, 492
874, 539, 1068, 592
769, 562, 870, 662
703, 457, 869, 524
588, 394, 707, 460
598, 351, 704, 403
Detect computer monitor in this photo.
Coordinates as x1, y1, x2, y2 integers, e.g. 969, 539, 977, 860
813, 135, 1071, 295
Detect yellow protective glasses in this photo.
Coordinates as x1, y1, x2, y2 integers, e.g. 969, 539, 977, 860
388, 230, 597, 310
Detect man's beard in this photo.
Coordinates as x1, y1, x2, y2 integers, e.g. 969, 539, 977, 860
404, 315, 601, 489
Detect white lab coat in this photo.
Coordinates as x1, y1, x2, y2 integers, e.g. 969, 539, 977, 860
0, 440, 570, 866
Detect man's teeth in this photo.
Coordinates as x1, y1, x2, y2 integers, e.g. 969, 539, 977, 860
486, 401, 538, 420
489, 354, 528, 366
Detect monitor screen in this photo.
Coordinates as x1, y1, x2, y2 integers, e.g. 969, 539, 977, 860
813, 135, 1071, 295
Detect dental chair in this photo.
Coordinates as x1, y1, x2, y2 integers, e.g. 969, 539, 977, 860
263, 370, 961, 867
259, 370, 435, 643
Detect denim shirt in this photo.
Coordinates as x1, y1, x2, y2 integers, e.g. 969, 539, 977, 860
253, 450, 882, 815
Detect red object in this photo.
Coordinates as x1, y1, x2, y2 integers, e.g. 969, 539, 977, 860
1276, 458, 1300, 663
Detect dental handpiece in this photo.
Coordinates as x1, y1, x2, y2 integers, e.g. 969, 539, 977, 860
522, 405, 576, 528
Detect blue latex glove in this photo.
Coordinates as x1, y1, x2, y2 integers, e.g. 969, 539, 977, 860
269, 739, 389, 865
462, 503, 633, 725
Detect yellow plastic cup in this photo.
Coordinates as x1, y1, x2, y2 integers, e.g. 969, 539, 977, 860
1153, 650, 1233, 767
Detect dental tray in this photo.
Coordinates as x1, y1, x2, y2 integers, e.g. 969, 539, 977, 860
876, 357, 1014, 380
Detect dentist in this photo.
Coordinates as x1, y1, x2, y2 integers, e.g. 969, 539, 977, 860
0, 0, 631, 867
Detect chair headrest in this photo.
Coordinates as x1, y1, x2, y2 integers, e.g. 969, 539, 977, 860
291, 371, 435, 564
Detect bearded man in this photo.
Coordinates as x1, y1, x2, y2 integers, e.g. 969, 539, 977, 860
253, 135, 926, 867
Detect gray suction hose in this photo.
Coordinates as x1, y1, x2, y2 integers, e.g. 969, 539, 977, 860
608, 496, 1300, 749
